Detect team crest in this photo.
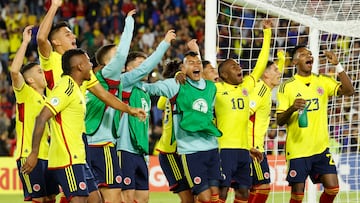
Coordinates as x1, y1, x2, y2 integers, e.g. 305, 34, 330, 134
141, 98, 150, 112
33, 184, 41, 192
242, 88, 249, 96
193, 176, 202, 185
289, 170, 297, 178
317, 87, 324, 95
192, 99, 208, 113
79, 182, 87, 190
124, 177, 132, 185
264, 172, 270, 179
250, 100, 256, 108
50, 97, 60, 106
116, 175, 122, 183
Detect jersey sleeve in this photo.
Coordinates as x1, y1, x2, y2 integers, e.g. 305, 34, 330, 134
321, 75, 341, 97
157, 96, 167, 110
276, 83, 290, 113
249, 84, 265, 115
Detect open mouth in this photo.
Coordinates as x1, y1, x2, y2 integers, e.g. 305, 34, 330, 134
193, 70, 200, 75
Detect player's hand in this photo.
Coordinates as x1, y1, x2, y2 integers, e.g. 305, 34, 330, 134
21, 152, 38, 174
127, 9, 136, 17
175, 71, 186, 84
52, 0, 63, 8
187, 39, 200, 53
22, 25, 34, 44
292, 98, 306, 111
250, 148, 263, 162
262, 19, 272, 29
164, 30, 176, 43
324, 51, 339, 65
129, 107, 147, 121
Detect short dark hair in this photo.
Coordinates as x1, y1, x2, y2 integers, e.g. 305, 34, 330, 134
162, 59, 182, 78
95, 44, 116, 66
266, 60, 275, 69
49, 21, 71, 41
125, 51, 147, 69
291, 45, 307, 61
202, 60, 211, 69
184, 51, 199, 58
217, 58, 234, 79
62, 48, 87, 76
20, 62, 39, 75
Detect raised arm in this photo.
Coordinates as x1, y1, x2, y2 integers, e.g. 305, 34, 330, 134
10, 25, 33, 89
37, 0, 62, 58
120, 30, 176, 87
277, 49, 286, 73
250, 19, 272, 81
21, 107, 54, 174
101, 9, 136, 80
324, 51, 354, 96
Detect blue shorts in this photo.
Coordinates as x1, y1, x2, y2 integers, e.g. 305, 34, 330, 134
50, 164, 89, 200
17, 158, 59, 200
87, 145, 122, 188
158, 152, 190, 193
286, 148, 337, 185
181, 149, 222, 195
81, 134, 98, 193
219, 148, 252, 189
118, 150, 148, 190
252, 152, 271, 186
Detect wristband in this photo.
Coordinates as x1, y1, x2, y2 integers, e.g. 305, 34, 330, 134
336, 63, 344, 73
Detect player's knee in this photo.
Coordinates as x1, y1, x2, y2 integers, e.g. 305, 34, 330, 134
324, 186, 339, 196
291, 192, 304, 201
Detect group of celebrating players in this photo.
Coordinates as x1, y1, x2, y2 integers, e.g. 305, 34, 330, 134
13, 0, 354, 203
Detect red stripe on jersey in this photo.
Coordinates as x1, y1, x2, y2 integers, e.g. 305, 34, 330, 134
44, 70, 54, 90
55, 113, 73, 165
250, 113, 256, 147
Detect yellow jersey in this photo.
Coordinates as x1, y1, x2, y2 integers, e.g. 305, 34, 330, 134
45, 76, 87, 168
156, 96, 177, 153
13, 83, 49, 160
248, 80, 272, 152
276, 74, 340, 160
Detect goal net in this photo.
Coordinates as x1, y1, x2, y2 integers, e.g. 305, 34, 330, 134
212, 0, 360, 202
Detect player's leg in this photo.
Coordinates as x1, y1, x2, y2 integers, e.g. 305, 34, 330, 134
158, 153, 194, 203
52, 164, 89, 203
218, 149, 235, 202
312, 149, 339, 203
286, 157, 311, 203
17, 158, 59, 203
119, 150, 147, 203
89, 145, 123, 203
181, 149, 221, 203
249, 153, 271, 203
134, 155, 149, 203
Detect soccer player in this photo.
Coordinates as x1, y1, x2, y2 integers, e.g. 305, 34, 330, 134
276, 46, 354, 203
138, 50, 222, 203
202, 60, 219, 82
37, 1, 145, 202
156, 60, 194, 203
86, 22, 175, 203
215, 19, 272, 203
83, 9, 136, 203
21, 48, 94, 203
247, 50, 285, 203
12, 25, 58, 203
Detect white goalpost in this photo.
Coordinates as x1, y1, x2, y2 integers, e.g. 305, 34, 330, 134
207, 0, 360, 202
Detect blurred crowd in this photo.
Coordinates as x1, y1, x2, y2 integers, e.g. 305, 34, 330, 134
0, 0, 359, 156
0, 0, 206, 156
